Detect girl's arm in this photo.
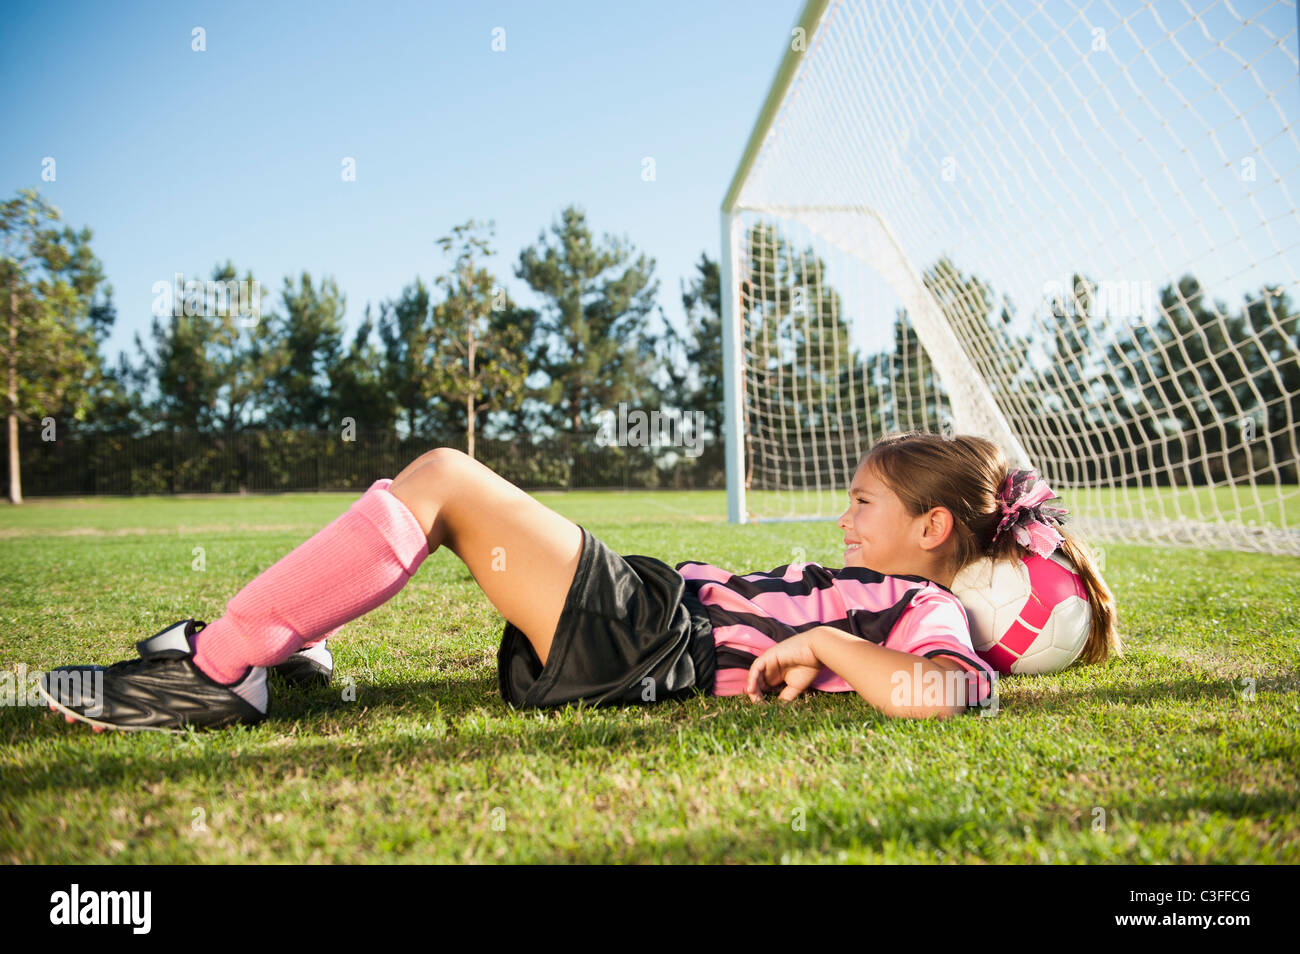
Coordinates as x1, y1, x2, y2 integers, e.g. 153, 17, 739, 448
813, 626, 971, 719
748, 626, 971, 719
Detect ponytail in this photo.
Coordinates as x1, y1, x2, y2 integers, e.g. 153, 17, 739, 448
1055, 530, 1121, 665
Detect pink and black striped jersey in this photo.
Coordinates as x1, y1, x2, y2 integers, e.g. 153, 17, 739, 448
674, 559, 996, 708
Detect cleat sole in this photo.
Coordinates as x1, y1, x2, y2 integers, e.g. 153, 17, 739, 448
37, 681, 189, 735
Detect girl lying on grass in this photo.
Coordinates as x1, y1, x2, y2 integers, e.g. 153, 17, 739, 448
39, 431, 1119, 732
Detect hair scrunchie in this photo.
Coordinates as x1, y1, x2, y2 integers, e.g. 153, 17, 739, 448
993, 468, 1069, 558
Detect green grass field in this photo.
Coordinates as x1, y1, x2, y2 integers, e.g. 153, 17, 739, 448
2, 489, 1297, 863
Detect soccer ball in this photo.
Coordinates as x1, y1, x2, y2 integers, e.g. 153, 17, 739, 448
949, 550, 1091, 675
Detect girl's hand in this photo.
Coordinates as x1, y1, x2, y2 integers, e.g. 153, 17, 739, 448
746, 631, 824, 703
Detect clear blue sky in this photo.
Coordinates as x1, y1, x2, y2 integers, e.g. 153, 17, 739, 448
1, 0, 803, 362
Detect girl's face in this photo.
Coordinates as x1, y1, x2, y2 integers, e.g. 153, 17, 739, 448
837, 463, 926, 576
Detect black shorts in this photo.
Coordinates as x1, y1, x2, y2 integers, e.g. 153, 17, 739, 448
496, 525, 717, 709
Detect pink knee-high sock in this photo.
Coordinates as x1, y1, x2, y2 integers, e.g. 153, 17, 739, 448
192, 478, 429, 684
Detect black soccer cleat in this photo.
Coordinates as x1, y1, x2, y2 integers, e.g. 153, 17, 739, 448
270, 641, 334, 688
38, 619, 268, 734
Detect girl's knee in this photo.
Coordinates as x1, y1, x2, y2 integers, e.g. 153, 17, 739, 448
395, 446, 466, 484
389, 448, 466, 532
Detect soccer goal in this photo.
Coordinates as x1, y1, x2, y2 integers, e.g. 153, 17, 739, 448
720, 0, 1300, 555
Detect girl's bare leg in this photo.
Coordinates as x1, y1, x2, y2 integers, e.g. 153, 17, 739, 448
388, 448, 583, 666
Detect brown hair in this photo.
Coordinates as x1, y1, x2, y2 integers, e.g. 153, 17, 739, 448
859, 431, 1120, 666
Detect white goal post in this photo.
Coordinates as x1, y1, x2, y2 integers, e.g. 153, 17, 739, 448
720, 0, 1300, 555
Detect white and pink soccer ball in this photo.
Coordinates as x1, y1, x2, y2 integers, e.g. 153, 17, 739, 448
949, 550, 1091, 675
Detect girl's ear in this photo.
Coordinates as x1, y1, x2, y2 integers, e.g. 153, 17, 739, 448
918, 506, 955, 552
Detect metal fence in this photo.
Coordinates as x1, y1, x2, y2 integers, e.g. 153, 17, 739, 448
5, 428, 727, 497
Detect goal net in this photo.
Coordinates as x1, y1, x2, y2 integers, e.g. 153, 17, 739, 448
720, 0, 1300, 555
